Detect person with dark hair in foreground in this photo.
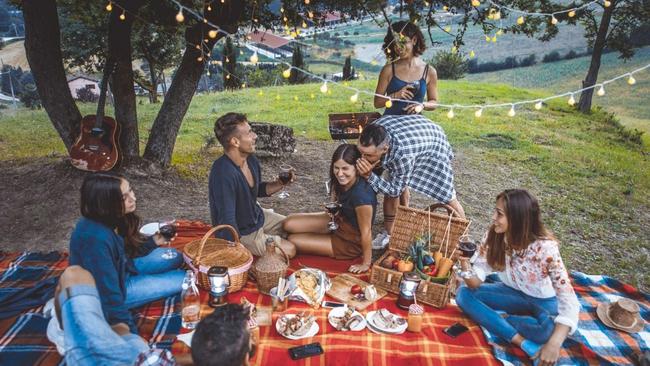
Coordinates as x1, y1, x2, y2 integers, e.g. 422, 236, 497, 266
356, 115, 465, 246
68, 173, 185, 334
54, 266, 254, 366
283, 144, 377, 273
208, 112, 296, 258
456, 189, 579, 366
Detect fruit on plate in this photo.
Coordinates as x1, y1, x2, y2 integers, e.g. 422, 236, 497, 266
397, 259, 414, 272
350, 284, 363, 295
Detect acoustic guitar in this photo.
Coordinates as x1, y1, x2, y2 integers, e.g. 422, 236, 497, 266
70, 59, 121, 172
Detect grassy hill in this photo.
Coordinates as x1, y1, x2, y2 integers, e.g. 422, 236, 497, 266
467, 46, 650, 145
0, 79, 648, 289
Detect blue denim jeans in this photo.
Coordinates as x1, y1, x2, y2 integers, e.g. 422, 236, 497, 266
125, 247, 185, 309
456, 282, 558, 344
60, 285, 149, 366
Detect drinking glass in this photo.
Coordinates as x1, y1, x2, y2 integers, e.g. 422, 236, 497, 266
324, 202, 341, 231
277, 164, 293, 199
159, 217, 177, 260
458, 235, 477, 259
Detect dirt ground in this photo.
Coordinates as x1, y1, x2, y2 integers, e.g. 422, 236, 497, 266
0, 137, 496, 252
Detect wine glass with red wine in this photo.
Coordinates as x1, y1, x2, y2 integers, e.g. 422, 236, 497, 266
458, 235, 477, 259
159, 217, 177, 260
324, 202, 341, 231
277, 164, 293, 199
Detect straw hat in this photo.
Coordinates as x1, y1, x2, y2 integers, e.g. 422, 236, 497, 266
596, 298, 645, 333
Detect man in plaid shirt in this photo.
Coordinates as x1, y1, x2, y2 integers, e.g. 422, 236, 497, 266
53, 266, 254, 366
357, 114, 465, 243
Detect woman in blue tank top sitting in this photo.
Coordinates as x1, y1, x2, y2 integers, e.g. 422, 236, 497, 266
374, 20, 438, 115
283, 144, 377, 274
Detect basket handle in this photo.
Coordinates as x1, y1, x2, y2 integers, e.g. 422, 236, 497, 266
427, 203, 461, 218
272, 241, 290, 266
195, 225, 240, 265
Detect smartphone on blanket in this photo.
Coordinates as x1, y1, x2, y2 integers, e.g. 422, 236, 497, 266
443, 322, 469, 338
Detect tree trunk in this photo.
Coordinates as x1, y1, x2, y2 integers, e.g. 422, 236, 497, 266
107, 3, 145, 164
146, 57, 158, 104
22, 0, 81, 151
143, 2, 244, 166
578, 4, 615, 113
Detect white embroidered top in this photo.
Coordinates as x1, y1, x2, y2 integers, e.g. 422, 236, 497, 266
472, 237, 581, 334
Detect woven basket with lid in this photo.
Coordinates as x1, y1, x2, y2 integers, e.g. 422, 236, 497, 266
249, 238, 289, 295
182, 225, 253, 293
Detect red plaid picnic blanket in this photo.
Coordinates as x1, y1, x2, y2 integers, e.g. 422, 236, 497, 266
170, 221, 499, 366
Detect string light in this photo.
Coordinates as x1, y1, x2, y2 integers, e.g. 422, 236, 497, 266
517, 16, 525, 25
414, 104, 424, 113
627, 74, 636, 85
350, 92, 359, 103
568, 94, 576, 105
385, 99, 393, 108
209, 29, 218, 38
604, 0, 611, 6
551, 15, 558, 24
282, 68, 291, 78
176, 8, 185, 22
310, 93, 315, 99
119, 10, 126, 20
469, 50, 476, 58
106, 1, 113, 11
250, 51, 259, 64
597, 84, 606, 96
447, 108, 455, 119
507, 105, 516, 117
535, 100, 543, 110
568, 9, 576, 17
258, 90, 264, 96
475, 108, 483, 118
472, 0, 480, 6
207, 4, 211, 11
320, 81, 328, 93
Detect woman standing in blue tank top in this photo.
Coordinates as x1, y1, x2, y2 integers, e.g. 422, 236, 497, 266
374, 21, 438, 115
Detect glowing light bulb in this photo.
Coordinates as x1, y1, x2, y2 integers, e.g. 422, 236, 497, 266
385, 99, 393, 108
209, 30, 218, 38
535, 101, 543, 110
496, 29, 503, 36
444, 26, 451, 32
447, 108, 455, 119
350, 93, 359, 103
310, 93, 315, 99
282, 68, 291, 78
517, 16, 525, 25
242, 83, 246, 88
443, 5, 448, 11
226, 74, 230, 79
491, 36, 497, 43
275, 95, 280, 101
451, 46, 457, 53
308, 11, 313, 18
568, 94, 576, 106
221, 0, 224, 3
302, 21, 307, 28
475, 108, 483, 118
293, 96, 298, 101
258, 90, 264, 96
119, 11, 126, 20
469, 50, 475, 58
280, 7, 284, 12
494, 11, 501, 20
197, 56, 203, 62
225, 56, 229, 63
305, 0, 310, 4
604, 0, 611, 6
568, 9, 576, 17
485, 35, 491, 42
414, 104, 424, 113
627, 74, 636, 85
207, 4, 211, 11
551, 15, 558, 25
471, 0, 480, 6
320, 82, 328, 93
176, 9, 184, 22
597, 85, 605, 96
203, 18, 208, 24
250, 52, 258, 64
508, 105, 516, 117
106, 2, 113, 11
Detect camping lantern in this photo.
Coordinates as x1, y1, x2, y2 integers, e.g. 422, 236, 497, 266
207, 266, 230, 308
397, 272, 421, 310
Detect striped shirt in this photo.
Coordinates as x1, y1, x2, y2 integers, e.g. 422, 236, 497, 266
367, 114, 455, 202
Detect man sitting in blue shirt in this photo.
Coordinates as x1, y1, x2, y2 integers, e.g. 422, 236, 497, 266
208, 112, 296, 258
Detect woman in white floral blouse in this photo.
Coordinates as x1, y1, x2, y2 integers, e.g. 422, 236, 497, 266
456, 189, 580, 366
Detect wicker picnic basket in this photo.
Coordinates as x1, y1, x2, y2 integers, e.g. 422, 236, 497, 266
369, 204, 470, 308
182, 225, 253, 293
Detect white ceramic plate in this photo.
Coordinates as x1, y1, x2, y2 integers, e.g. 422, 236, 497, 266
365, 310, 407, 334
139, 223, 159, 237
275, 314, 319, 340
327, 307, 366, 331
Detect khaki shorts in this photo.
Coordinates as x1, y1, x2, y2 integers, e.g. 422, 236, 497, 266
240, 208, 286, 257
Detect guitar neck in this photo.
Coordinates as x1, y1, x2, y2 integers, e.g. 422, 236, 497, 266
94, 60, 116, 130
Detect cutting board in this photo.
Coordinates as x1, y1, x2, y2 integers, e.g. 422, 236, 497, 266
326, 274, 388, 310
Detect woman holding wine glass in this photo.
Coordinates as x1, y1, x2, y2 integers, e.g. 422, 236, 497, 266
67, 173, 185, 333
282, 144, 377, 273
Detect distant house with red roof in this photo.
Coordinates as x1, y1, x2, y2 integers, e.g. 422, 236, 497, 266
246, 31, 293, 59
